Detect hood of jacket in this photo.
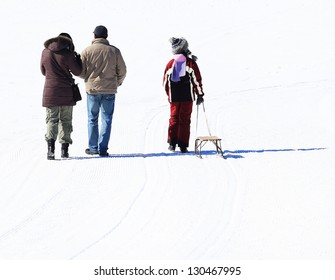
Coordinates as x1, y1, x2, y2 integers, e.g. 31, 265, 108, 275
44, 36, 74, 52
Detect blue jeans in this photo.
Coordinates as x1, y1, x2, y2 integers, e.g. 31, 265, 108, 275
87, 94, 115, 153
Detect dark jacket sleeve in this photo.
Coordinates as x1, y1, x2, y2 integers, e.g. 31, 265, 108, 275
66, 52, 83, 77
40, 50, 46, 76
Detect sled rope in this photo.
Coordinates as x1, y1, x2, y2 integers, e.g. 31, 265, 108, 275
196, 102, 212, 136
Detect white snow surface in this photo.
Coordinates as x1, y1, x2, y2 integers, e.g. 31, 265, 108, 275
0, 0, 335, 260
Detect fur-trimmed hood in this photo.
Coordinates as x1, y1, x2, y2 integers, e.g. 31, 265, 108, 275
44, 36, 74, 52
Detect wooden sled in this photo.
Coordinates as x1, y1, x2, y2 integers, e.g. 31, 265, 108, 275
195, 136, 225, 159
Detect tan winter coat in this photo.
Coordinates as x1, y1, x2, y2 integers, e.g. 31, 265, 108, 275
80, 38, 127, 94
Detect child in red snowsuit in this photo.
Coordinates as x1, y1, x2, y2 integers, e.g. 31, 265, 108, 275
163, 37, 205, 153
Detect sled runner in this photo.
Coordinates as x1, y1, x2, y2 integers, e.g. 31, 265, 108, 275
195, 102, 225, 159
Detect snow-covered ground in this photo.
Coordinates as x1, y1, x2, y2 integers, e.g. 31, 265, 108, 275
1, 0, 335, 265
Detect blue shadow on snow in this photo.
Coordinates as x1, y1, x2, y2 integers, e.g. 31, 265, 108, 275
223, 147, 326, 159
70, 147, 326, 160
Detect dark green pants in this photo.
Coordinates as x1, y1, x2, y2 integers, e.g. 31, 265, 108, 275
45, 106, 73, 144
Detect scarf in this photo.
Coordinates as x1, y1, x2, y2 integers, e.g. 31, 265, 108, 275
171, 54, 186, 82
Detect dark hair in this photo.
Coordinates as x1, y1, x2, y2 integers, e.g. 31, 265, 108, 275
58, 33, 75, 51
59, 32, 72, 40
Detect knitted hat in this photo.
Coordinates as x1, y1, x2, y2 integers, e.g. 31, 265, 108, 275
169, 37, 198, 61
169, 37, 189, 54
93, 25, 108, 38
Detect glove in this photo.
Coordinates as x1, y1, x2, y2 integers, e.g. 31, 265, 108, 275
74, 52, 82, 66
196, 95, 204, 105
74, 52, 81, 60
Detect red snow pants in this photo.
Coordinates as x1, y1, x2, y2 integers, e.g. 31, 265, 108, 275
168, 101, 193, 148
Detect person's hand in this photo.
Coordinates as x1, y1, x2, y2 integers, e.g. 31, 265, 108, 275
196, 95, 204, 105
74, 52, 82, 66
74, 52, 81, 60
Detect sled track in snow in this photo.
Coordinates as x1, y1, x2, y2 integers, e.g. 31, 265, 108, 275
70, 106, 169, 259
69, 105, 245, 259
0, 189, 65, 243
69, 173, 149, 259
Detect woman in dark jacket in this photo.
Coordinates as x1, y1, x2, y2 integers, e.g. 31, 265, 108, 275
40, 33, 82, 160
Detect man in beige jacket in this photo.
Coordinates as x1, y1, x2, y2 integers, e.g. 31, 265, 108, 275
80, 25, 127, 156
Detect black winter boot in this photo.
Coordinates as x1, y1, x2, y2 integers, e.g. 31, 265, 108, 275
168, 144, 176, 152
61, 143, 69, 158
47, 139, 55, 160
180, 146, 189, 153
